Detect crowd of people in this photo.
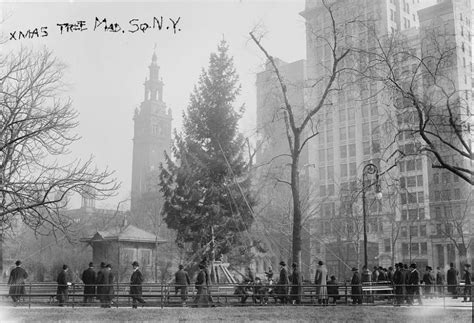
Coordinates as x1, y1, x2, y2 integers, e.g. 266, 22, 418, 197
234, 261, 472, 306
5, 258, 472, 307
7, 260, 147, 308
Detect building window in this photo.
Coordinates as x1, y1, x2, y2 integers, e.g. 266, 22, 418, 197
401, 226, 407, 238
340, 163, 348, 177
433, 173, 439, 184
417, 192, 424, 203
407, 176, 416, 187
418, 208, 425, 220
340, 127, 347, 141
415, 158, 422, 170
401, 193, 407, 205
420, 242, 427, 254
384, 239, 391, 253
326, 129, 333, 144
340, 145, 347, 159
402, 242, 408, 255
339, 108, 346, 122
406, 160, 415, 171
327, 166, 334, 181
349, 162, 357, 177
408, 192, 417, 204
348, 125, 355, 139
327, 148, 334, 161
416, 175, 423, 186
420, 225, 426, 237
401, 209, 408, 221
454, 188, 461, 200
363, 141, 370, 155
348, 144, 356, 157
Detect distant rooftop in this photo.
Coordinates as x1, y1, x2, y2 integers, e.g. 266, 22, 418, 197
81, 224, 166, 244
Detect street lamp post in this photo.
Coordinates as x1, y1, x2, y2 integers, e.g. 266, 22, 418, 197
361, 163, 382, 270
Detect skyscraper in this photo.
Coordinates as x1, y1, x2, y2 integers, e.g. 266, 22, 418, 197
300, 0, 472, 278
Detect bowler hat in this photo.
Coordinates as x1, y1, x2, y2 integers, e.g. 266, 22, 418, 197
410, 263, 417, 269
465, 264, 471, 268
279, 261, 286, 266
106, 264, 112, 268
132, 261, 139, 267
15, 260, 21, 266
100, 262, 106, 268
63, 264, 68, 270
351, 267, 358, 271
89, 262, 94, 267
178, 264, 184, 269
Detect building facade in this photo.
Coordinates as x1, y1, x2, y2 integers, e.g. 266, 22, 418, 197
299, 0, 472, 280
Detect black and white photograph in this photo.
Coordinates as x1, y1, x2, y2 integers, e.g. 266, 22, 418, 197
0, 0, 472, 322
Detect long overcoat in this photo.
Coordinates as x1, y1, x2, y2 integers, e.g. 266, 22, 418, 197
8, 267, 28, 299
81, 268, 96, 296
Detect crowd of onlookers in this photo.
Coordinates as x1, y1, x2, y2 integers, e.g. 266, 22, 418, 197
5, 258, 472, 307
234, 261, 472, 306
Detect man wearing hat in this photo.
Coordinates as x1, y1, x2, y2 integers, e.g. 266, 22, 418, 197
276, 261, 289, 304
290, 262, 302, 305
130, 261, 146, 308
392, 263, 403, 306
96, 262, 109, 308
8, 260, 28, 304
174, 264, 191, 305
462, 264, 471, 302
436, 266, 445, 297
350, 267, 362, 305
105, 264, 114, 308
407, 263, 422, 305
447, 262, 459, 299
56, 264, 71, 307
422, 266, 435, 299
81, 262, 96, 305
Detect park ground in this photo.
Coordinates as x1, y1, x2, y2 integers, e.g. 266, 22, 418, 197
0, 305, 472, 323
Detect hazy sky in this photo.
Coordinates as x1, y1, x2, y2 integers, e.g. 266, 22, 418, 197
1, 0, 307, 209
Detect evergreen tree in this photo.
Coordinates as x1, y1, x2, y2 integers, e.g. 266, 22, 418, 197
160, 40, 255, 264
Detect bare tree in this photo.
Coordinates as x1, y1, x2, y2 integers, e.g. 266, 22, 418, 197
0, 47, 119, 234
357, 22, 473, 184
250, 0, 354, 267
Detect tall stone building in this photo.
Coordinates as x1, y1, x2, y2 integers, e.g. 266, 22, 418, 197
299, 0, 472, 280
130, 50, 172, 232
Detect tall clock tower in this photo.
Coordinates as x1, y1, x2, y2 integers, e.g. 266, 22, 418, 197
131, 50, 172, 215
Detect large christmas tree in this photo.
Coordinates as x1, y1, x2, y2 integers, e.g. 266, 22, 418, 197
160, 40, 255, 265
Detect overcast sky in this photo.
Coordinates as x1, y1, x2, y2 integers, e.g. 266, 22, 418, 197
1, 0, 307, 209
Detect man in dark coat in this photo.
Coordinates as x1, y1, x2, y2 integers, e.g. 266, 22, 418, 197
436, 267, 445, 297
402, 263, 410, 304
81, 262, 96, 305
175, 264, 191, 305
327, 275, 339, 305
422, 266, 435, 299
56, 264, 71, 307
462, 264, 471, 302
105, 264, 114, 308
8, 260, 28, 304
96, 262, 109, 308
290, 262, 301, 305
350, 267, 362, 305
447, 262, 458, 299
392, 263, 403, 306
277, 261, 289, 304
408, 263, 422, 305
130, 261, 146, 308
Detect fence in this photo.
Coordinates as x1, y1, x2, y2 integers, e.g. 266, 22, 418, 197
0, 281, 470, 308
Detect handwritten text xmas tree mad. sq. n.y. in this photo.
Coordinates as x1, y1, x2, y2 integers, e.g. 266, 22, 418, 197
8, 16, 182, 41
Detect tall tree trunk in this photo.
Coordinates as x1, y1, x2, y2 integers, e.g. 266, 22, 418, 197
291, 136, 302, 269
